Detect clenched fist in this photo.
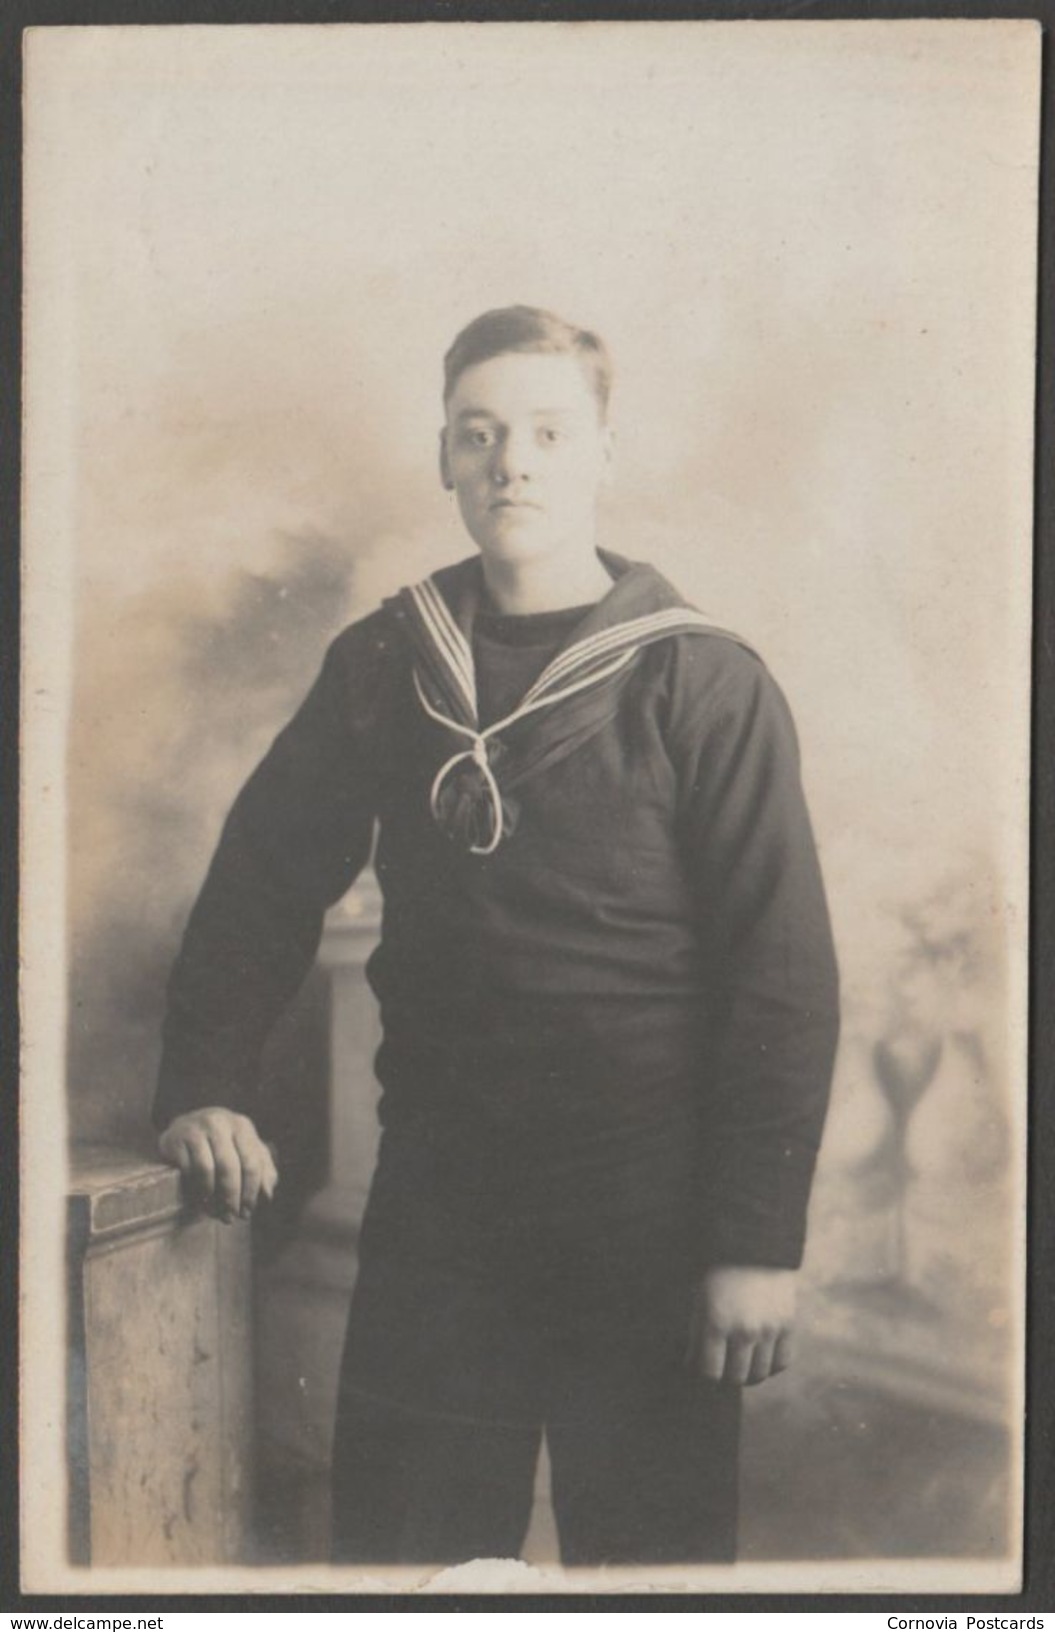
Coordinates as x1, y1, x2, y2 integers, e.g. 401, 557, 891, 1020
158, 1107, 278, 1223
685, 1264, 798, 1387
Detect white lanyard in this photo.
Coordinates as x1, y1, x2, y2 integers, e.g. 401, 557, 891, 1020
413, 649, 637, 856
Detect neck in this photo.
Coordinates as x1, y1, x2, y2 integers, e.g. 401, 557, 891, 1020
481, 548, 612, 616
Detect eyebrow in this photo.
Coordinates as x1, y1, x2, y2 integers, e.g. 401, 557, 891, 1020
453, 407, 581, 423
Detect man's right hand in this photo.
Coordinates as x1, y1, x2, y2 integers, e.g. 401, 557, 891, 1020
157, 1108, 278, 1222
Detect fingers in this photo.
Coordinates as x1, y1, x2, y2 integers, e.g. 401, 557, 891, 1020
232, 1127, 280, 1217
701, 1329, 729, 1384
688, 1323, 791, 1387
261, 1142, 280, 1202
772, 1329, 795, 1376
723, 1333, 756, 1387
158, 1110, 278, 1222
162, 1130, 213, 1201
688, 1266, 799, 1388
211, 1125, 244, 1218
180, 1127, 218, 1204
746, 1333, 777, 1386
686, 1296, 727, 1382
695, 1333, 786, 1387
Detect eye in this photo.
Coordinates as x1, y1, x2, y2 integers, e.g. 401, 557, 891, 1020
539, 427, 564, 444
469, 428, 495, 448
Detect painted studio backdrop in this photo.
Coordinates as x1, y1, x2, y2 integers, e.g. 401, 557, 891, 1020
24, 21, 1037, 1584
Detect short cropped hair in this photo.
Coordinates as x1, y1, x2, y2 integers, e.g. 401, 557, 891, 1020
443, 306, 613, 419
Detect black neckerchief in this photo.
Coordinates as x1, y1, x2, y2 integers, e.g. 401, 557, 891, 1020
385, 550, 754, 854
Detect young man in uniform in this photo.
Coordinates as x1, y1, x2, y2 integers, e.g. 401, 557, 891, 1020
154, 306, 840, 1567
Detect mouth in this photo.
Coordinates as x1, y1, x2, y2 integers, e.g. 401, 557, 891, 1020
490, 498, 542, 512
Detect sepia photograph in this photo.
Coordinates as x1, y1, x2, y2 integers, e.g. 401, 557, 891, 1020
19, 18, 1040, 1595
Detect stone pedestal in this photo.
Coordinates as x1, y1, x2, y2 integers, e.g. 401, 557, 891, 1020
67, 1144, 253, 1567
252, 881, 383, 1559
320, 876, 384, 1218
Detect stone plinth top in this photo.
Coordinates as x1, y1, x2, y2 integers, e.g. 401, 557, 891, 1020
68, 1142, 185, 1245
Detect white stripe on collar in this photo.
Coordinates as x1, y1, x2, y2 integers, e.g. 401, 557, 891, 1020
409, 570, 745, 731
413, 648, 638, 855
521, 608, 733, 704
409, 578, 477, 718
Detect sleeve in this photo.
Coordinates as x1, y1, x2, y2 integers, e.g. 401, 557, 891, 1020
152, 618, 392, 1133
670, 641, 841, 1270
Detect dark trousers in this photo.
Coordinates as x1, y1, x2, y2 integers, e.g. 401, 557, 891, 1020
331, 1373, 741, 1567
332, 1119, 739, 1566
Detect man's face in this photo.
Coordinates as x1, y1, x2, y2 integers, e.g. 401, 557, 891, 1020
441, 351, 613, 569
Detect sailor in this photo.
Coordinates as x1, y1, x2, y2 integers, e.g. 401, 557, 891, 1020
155, 305, 840, 1566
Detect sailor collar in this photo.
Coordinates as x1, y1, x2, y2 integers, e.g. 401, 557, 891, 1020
386, 550, 751, 855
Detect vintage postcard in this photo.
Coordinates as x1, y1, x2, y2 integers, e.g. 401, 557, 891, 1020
20, 18, 1040, 1596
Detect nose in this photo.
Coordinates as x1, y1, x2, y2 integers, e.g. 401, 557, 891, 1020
492, 430, 533, 486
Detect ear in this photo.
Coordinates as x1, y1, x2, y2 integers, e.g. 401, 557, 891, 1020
439, 430, 454, 492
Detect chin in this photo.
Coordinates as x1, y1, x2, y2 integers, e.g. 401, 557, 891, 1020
477, 526, 557, 564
